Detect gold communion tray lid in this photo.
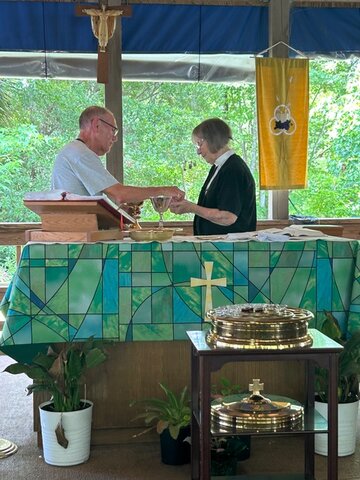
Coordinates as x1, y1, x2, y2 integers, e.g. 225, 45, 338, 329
211, 379, 304, 433
206, 303, 313, 350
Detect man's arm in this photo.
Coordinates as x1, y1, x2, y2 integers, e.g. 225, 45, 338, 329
104, 182, 184, 205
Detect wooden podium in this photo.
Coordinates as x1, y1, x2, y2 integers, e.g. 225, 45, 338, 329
24, 198, 124, 242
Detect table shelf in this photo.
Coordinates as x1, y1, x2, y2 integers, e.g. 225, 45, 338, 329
208, 408, 328, 437
211, 475, 315, 480
187, 329, 342, 480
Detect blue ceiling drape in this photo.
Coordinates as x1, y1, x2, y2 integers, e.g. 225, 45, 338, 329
0, 3, 268, 54
291, 7, 360, 55
0, 2, 358, 55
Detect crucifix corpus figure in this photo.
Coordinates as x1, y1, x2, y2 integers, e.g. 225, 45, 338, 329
76, 3, 132, 84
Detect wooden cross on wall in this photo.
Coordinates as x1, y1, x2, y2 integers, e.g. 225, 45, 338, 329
75, 2, 132, 84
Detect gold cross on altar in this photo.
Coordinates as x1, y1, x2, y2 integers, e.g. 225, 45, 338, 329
75, 3, 132, 84
249, 379, 264, 396
190, 261, 227, 319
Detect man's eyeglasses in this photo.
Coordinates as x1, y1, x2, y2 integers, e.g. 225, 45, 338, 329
99, 118, 119, 136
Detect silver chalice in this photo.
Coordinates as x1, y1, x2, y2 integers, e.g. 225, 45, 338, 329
150, 196, 172, 229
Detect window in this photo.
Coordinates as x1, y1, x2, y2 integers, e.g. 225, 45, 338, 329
0, 58, 358, 226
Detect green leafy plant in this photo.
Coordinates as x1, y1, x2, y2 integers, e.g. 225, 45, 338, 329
130, 383, 191, 440
316, 311, 360, 403
211, 376, 242, 398
3, 337, 108, 412
211, 436, 248, 476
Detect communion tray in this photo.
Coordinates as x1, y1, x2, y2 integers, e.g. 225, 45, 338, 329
211, 393, 304, 433
206, 303, 313, 350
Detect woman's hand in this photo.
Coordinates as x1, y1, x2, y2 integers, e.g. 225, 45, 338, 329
169, 199, 195, 214
171, 200, 238, 226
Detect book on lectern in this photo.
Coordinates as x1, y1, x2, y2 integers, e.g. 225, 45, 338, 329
23, 190, 137, 226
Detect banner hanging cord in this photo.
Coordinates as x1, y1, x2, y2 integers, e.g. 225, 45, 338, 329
255, 41, 308, 58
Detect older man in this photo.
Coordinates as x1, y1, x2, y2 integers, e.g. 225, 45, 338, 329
52, 105, 184, 205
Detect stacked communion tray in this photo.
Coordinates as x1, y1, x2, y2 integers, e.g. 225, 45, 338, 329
211, 379, 304, 433
206, 303, 313, 432
206, 303, 314, 350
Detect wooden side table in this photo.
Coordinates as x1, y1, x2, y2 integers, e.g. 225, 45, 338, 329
187, 329, 342, 480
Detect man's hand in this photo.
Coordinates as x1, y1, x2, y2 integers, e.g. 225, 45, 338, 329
163, 186, 185, 201
121, 202, 143, 219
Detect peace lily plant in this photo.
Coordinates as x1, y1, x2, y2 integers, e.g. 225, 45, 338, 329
4, 336, 108, 412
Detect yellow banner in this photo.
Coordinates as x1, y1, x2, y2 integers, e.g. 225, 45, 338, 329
256, 57, 309, 190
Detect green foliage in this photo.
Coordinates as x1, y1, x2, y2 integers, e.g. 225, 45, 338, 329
130, 383, 191, 440
315, 311, 360, 403
122, 81, 264, 220
0, 59, 359, 281
0, 79, 104, 224
211, 436, 248, 457
289, 58, 360, 217
211, 436, 250, 475
0, 247, 17, 282
4, 337, 109, 412
211, 377, 242, 397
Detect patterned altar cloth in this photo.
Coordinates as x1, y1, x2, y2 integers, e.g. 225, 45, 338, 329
1, 238, 359, 349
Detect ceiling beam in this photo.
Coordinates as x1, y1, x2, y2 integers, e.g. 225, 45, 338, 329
4, 0, 360, 6
105, 18, 124, 181
267, 0, 290, 220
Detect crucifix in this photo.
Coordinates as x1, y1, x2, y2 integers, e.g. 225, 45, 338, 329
75, 1, 132, 84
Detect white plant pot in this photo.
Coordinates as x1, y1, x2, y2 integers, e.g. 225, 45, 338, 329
39, 400, 93, 466
315, 399, 359, 457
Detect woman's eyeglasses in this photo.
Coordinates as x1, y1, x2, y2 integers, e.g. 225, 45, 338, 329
194, 138, 205, 149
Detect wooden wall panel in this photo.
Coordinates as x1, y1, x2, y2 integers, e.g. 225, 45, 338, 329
33, 341, 305, 446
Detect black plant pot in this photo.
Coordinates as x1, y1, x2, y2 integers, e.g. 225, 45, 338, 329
211, 453, 238, 476
235, 435, 251, 461
160, 426, 191, 465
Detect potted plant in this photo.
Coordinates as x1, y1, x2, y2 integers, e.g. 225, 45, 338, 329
130, 382, 191, 465
3, 337, 108, 466
211, 436, 249, 476
315, 311, 360, 456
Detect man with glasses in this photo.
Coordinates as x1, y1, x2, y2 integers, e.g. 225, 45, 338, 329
51, 105, 184, 206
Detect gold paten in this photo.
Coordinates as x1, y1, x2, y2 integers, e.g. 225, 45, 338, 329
128, 228, 175, 242
206, 303, 313, 349
211, 379, 304, 433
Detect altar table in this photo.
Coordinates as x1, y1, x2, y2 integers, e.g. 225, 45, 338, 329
1, 237, 359, 357
0, 237, 359, 445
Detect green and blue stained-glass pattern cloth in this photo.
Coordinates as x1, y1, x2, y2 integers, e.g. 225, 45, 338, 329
0, 239, 359, 348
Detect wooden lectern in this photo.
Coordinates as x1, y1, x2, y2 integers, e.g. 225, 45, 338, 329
24, 198, 124, 242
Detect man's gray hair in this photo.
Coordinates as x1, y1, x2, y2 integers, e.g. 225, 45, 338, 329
79, 106, 113, 129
